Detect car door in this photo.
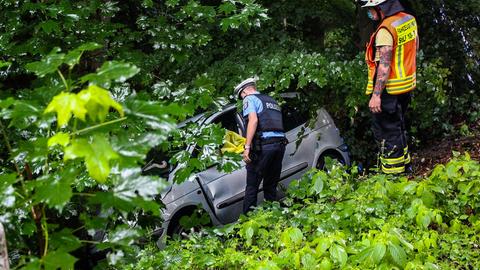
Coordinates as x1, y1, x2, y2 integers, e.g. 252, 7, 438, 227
276, 94, 317, 197
196, 106, 248, 224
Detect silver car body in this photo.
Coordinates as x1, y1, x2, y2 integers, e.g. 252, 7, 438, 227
152, 93, 350, 247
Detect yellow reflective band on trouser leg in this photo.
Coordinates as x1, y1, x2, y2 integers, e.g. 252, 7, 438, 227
382, 164, 405, 174
381, 155, 405, 174
403, 146, 411, 165
380, 155, 405, 166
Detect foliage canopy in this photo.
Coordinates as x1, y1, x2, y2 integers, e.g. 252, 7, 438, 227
0, 0, 479, 268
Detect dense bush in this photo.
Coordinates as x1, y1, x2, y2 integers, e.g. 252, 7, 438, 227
1, 0, 479, 268
125, 154, 480, 269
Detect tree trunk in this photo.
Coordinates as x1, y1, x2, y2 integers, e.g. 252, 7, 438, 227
0, 223, 9, 270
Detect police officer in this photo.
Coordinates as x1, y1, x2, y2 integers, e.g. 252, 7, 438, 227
234, 77, 286, 214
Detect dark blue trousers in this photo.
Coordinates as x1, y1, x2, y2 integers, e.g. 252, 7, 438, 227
243, 142, 286, 213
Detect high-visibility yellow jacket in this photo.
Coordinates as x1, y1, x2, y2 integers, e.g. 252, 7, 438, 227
221, 130, 245, 154
365, 12, 418, 95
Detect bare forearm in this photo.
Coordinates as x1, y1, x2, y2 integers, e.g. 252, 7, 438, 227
374, 45, 393, 95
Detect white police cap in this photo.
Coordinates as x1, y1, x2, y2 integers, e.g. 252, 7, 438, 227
234, 77, 257, 99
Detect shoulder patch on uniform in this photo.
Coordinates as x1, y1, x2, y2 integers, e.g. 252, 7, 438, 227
243, 100, 249, 110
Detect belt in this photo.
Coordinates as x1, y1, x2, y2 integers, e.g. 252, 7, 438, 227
261, 137, 287, 145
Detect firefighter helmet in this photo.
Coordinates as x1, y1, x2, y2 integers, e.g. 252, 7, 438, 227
361, 0, 389, 8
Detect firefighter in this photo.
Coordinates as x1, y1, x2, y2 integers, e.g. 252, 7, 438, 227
234, 77, 287, 213
361, 0, 418, 174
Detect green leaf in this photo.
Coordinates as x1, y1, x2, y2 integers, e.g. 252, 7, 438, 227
39, 20, 60, 34
80, 61, 140, 88
319, 257, 333, 270
289, 227, 303, 246
166, 0, 180, 7
311, 171, 324, 195
64, 135, 119, 182
388, 243, 407, 267
0, 61, 11, 69
100, 225, 141, 247
89, 192, 136, 213
246, 226, 254, 241
64, 42, 102, 68
32, 171, 74, 210
218, 2, 236, 15
77, 85, 124, 122
330, 243, 348, 267
50, 229, 82, 253
25, 47, 65, 77
0, 173, 17, 208
21, 258, 42, 270
416, 210, 432, 229
44, 92, 87, 126
280, 227, 303, 247
301, 253, 316, 270
48, 132, 70, 147
9, 100, 42, 129
42, 250, 77, 270
113, 168, 168, 200
371, 243, 386, 264
356, 243, 386, 266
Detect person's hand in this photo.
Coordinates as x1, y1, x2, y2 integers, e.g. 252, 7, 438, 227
243, 149, 251, 163
369, 94, 382, 113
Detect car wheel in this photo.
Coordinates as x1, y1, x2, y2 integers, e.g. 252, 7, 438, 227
316, 152, 345, 171
168, 208, 211, 238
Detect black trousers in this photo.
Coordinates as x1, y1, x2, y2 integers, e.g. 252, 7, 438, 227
243, 142, 286, 213
371, 92, 411, 174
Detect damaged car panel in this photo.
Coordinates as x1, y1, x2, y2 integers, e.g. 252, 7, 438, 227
144, 93, 351, 248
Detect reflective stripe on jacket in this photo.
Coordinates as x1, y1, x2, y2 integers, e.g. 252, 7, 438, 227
365, 12, 418, 95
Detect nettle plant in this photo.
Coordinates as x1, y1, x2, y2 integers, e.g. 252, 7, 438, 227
127, 155, 480, 270
0, 43, 226, 268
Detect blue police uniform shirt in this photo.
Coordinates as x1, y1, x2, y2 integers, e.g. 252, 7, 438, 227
243, 92, 285, 138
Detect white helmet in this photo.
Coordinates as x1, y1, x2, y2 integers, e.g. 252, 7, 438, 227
361, 0, 388, 8
234, 77, 257, 99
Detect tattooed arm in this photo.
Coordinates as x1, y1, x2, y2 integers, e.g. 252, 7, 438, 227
369, 45, 393, 113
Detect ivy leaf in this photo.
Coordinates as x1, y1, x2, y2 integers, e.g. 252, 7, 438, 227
80, 61, 140, 88
25, 47, 65, 77
330, 243, 348, 267
77, 85, 124, 122
64, 135, 119, 182
44, 92, 87, 126
48, 132, 70, 148
42, 250, 77, 270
